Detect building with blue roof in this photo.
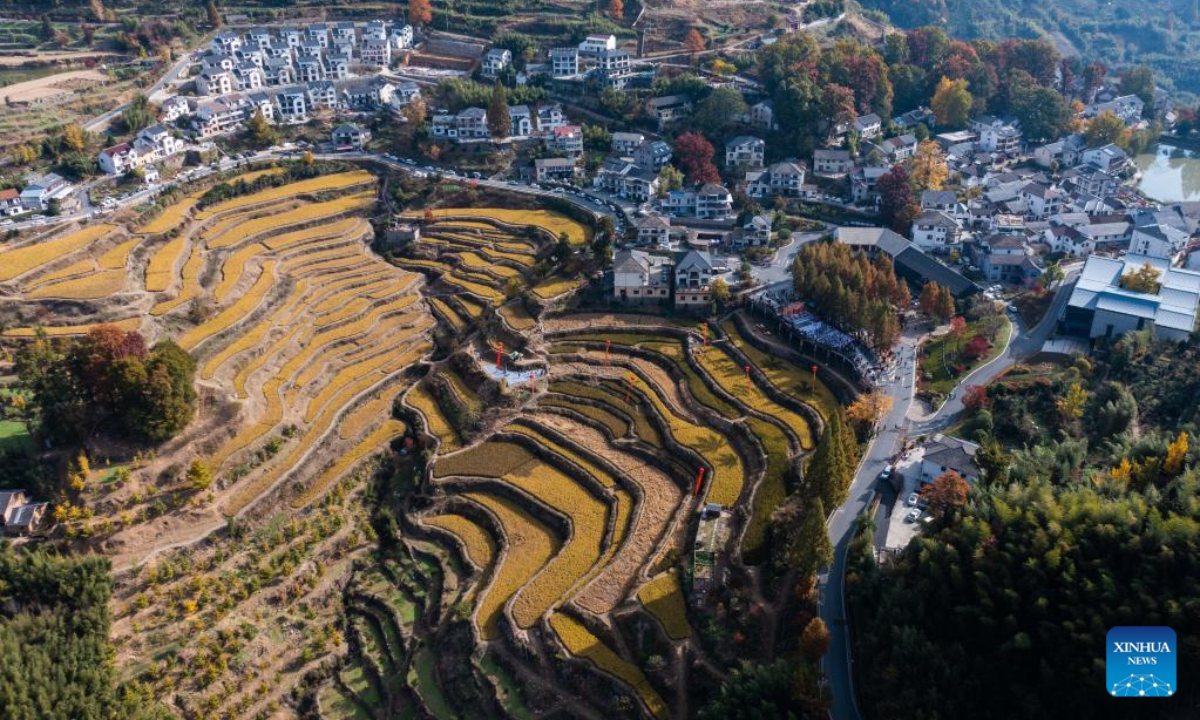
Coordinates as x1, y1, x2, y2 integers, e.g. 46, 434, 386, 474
1062, 254, 1200, 342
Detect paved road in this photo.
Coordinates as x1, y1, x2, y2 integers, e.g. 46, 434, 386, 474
751, 228, 826, 286
819, 271, 1081, 720
819, 331, 918, 720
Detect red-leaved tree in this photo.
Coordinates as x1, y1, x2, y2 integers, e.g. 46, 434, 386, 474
877, 165, 917, 233
962, 384, 989, 412
920, 470, 970, 520
962, 334, 991, 360
675, 131, 720, 185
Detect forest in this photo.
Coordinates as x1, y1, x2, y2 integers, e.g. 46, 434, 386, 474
858, 0, 1200, 97
848, 330, 1200, 719
0, 548, 174, 720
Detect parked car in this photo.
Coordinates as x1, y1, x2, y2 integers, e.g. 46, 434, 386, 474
904, 508, 922, 523
906, 492, 921, 507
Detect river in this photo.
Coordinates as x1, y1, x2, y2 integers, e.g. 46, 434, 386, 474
1136, 144, 1200, 202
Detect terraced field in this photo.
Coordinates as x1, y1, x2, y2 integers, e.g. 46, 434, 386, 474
2, 167, 848, 720
1, 166, 431, 536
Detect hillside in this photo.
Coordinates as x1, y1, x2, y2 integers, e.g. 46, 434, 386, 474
859, 0, 1200, 96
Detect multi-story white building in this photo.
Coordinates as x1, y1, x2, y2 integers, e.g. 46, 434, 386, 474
910, 210, 962, 252
390, 25, 414, 51
197, 71, 234, 96
550, 47, 579, 77
547, 125, 584, 156
361, 37, 392, 66
725, 136, 765, 170
745, 161, 806, 200
276, 89, 309, 124
612, 131, 645, 156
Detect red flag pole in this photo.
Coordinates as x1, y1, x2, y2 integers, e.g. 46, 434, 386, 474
811, 364, 818, 391
694, 467, 706, 497
497, 342, 504, 371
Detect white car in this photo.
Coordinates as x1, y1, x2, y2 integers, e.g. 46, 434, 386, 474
904, 508, 922, 523
906, 492, 921, 507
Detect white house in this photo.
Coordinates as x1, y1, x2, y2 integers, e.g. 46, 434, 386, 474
534, 157, 580, 183
910, 210, 961, 252
750, 101, 777, 131
98, 143, 142, 175
578, 34, 617, 55
813, 149, 852, 176
482, 48, 512, 77
160, 96, 190, 122
1084, 94, 1144, 125
646, 95, 693, 127
547, 125, 584, 156
0, 189, 23, 216
853, 114, 882, 139
275, 89, 309, 124
390, 25, 414, 51
880, 134, 919, 161
746, 161, 806, 200
613, 248, 672, 304
197, 71, 234, 96
633, 140, 672, 170
919, 435, 980, 484
360, 37, 392, 67
725, 136, 765, 170
636, 214, 672, 246
1130, 222, 1188, 260
20, 173, 73, 211
612, 131, 645, 156
1081, 143, 1129, 174
332, 123, 370, 150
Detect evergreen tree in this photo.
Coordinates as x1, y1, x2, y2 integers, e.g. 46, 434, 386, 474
486, 82, 511, 139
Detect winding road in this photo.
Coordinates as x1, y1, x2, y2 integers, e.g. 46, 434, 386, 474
818, 269, 1080, 720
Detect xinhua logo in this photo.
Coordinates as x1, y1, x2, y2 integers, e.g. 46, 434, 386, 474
1107, 626, 1177, 697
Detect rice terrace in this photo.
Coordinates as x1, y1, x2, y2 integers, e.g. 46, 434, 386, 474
0, 159, 854, 720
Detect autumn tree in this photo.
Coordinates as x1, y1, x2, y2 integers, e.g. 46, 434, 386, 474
918, 280, 940, 317
800, 617, 831, 662
909, 140, 948, 192
657, 164, 684, 196
674, 131, 720, 184
1164, 431, 1189, 477
847, 391, 893, 430
607, 0, 624, 22
931, 76, 971, 128
1084, 111, 1127, 148
409, 0, 433, 26
776, 496, 833, 577
187, 460, 213, 491
1120, 262, 1162, 293
1056, 381, 1090, 420
949, 315, 967, 338
683, 28, 705, 62
877, 165, 918, 234
962, 384, 989, 412
919, 470, 970, 521
486, 82, 511, 139
820, 83, 857, 139
710, 277, 731, 303
206, 0, 221, 28
245, 109, 277, 148
60, 123, 88, 154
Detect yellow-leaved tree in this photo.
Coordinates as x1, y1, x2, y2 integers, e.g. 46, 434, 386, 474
1164, 431, 1189, 477
909, 140, 949, 192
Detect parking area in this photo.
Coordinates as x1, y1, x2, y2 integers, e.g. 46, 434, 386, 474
881, 445, 932, 551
